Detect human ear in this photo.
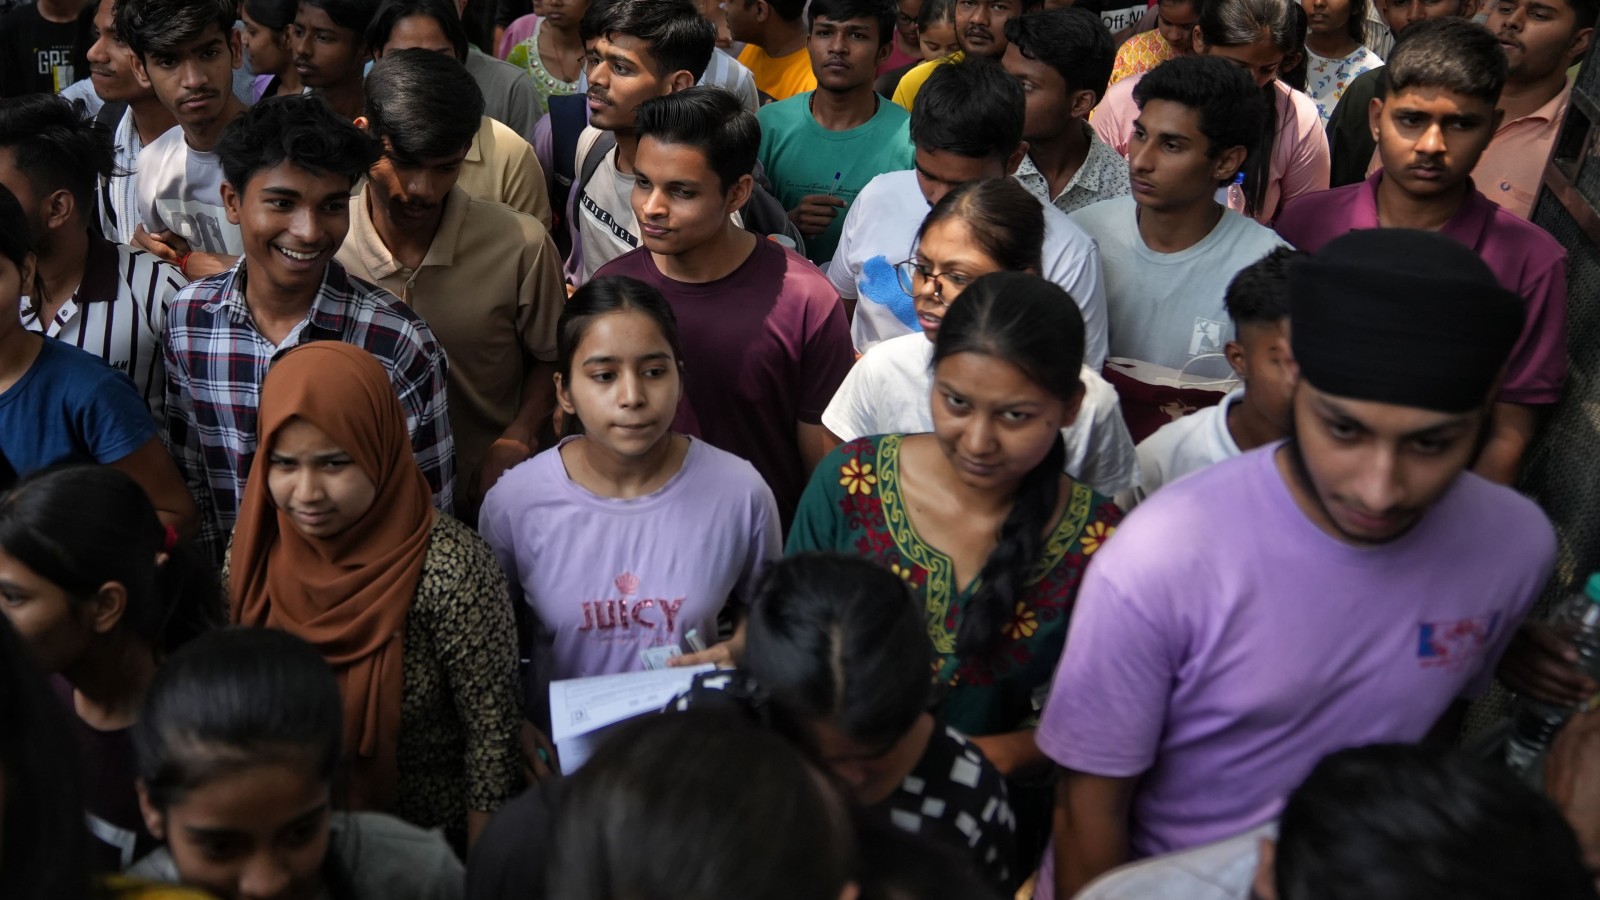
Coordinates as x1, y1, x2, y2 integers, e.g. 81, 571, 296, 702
1068, 87, 1098, 120
726, 173, 755, 214
1213, 144, 1247, 184
555, 372, 577, 417
136, 780, 167, 841
87, 582, 130, 635
220, 180, 243, 226
44, 189, 75, 232
1225, 339, 1249, 379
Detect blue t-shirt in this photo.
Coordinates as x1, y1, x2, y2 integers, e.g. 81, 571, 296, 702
0, 337, 157, 475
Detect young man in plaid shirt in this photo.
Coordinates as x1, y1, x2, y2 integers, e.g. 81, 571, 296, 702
163, 95, 454, 560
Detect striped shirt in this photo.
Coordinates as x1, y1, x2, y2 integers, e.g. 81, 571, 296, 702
165, 259, 455, 560
101, 109, 146, 245
20, 236, 181, 423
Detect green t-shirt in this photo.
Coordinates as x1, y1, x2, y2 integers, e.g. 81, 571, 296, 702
756, 92, 915, 265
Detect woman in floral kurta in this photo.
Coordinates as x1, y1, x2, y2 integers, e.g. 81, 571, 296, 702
788, 433, 1120, 738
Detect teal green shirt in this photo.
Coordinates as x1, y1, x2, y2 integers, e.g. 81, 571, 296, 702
756, 92, 915, 266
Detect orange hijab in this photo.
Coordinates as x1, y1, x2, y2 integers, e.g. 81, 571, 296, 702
229, 341, 435, 812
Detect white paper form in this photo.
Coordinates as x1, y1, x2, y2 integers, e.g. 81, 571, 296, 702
549, 665, 714, 772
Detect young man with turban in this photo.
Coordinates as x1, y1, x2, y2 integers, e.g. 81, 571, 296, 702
1035, 228, 1558, 898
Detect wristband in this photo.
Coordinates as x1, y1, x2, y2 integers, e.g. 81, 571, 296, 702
177, 252, 193, 277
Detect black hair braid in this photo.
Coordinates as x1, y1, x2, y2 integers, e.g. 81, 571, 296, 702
956, 432, 1066, 658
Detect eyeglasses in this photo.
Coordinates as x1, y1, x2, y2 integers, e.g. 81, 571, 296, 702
894, 259, 971, 306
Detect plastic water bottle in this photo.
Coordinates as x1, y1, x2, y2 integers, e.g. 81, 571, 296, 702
1505, 572, 1600, 775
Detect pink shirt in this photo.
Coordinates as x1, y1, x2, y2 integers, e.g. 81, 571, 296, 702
1091, 74, 1330, 225
1275, 173, 1569, 406
1472, 80, 1571, 220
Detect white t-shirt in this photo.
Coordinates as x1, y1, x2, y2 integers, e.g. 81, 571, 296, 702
1073, 825, 1271, 900
820, 332, 1138, 496
826, 169, 1109, 367
1069, 196, 1286, 380
134, 125, 242, 255
573, 128, 642, 284
1118, 387, 1243, 510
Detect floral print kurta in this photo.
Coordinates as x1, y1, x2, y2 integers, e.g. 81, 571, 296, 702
787, 435, 1122, 736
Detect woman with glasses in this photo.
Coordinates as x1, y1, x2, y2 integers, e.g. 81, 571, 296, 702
821, 177, 1137, 497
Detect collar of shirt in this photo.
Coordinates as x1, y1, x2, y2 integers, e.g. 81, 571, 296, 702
348, 185, 471, 282
18, 232, 123, 330
1015, 123, 1123, 206
1359, 170, 1496, 250
76, 233, 123, 304
1501, 77, 1572, 132
209, 257, 366, 345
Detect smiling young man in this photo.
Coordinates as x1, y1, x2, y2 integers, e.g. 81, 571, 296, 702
1068, 55, 1286, 440
755, 0, 913, 266
1004, 7, 1129, 214
594, 86, 854, 527
1473, 0, 1595, 218
117, 0, 248, 279
890, 0, 1041, 109
564, 0, 714, 285
1037, 227, 1555, 899
164, 95, 454, 561
82, 0, 174, 243
337, 50, 563, 515
726, 0, 817, 101
290, 0, 378, 119
829, 57, 1106, 358
1275, 19, 1568, 485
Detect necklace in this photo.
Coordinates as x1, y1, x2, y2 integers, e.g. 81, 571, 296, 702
535, 21, 584, 86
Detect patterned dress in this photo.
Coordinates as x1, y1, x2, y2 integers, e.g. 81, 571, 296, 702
506, 18, 582, 118
225, 514, 522, 850
787, 435, 1122, 737
1109, 30, 1175, 87
1304, 44, 1384, 125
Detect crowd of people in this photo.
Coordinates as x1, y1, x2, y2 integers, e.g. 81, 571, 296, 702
0, 0, 1597, 895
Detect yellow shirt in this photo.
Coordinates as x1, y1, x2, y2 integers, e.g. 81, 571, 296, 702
1108, 30, 1174, 87
738, 44, 817, 102
891, 52, 963, 111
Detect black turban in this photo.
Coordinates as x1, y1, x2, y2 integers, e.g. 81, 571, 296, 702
1288, 229, 1526, 414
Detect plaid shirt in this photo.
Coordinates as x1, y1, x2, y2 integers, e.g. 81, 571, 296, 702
165, 259, 455, 560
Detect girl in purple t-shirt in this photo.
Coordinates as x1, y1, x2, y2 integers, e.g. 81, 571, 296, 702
480, 276, 781, 721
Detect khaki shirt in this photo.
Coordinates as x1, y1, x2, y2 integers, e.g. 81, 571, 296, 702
459, 115, 554, 232
338, 184, 563, 502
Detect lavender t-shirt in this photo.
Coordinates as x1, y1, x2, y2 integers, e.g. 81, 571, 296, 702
480, 436, 781, 685
1036, 444, 1553, 875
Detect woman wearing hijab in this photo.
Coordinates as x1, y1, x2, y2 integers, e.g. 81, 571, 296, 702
228, 341, 522, 854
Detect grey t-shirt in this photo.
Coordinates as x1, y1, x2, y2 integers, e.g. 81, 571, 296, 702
1069, 195, 1288, 379
128, 811, 465, 900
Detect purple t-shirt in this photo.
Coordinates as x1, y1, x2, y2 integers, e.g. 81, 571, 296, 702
1036, 444, 1553, 875
594, 239, 854, 525
479, 436, 780, 686
1274, 174, 1569, 406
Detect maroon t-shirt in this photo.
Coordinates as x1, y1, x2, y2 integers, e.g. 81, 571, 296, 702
596, 239, 853, 526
